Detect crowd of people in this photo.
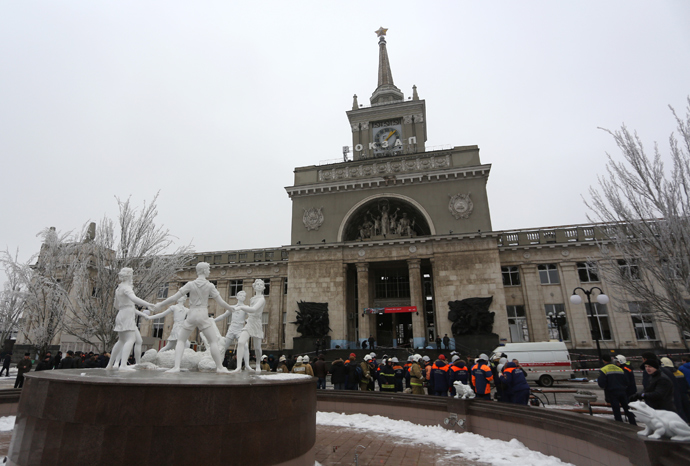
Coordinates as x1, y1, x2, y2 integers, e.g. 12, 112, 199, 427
0, 350, 113, 388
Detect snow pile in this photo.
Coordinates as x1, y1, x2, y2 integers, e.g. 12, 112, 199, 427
0, 416, 15, 432
317, 412, 572, 466
257, 373, 312, 380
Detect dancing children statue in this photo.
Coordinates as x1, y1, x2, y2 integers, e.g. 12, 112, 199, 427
153, 262, 235, 373
146, 295, 190, 352
106, 268, 155, 371
214, 290, 250, 369
231, 279, 266, 373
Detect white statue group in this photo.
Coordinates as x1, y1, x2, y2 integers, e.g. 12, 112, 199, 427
107, 262, 265, 374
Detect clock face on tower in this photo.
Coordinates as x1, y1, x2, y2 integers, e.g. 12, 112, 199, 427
372, 124, 403, 157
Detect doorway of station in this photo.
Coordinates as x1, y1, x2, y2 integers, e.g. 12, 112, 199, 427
376, 312, 413, 348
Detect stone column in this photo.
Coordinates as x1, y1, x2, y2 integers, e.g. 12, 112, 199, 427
356, 263, 370, 346
408, 259, 426, 349
520, 265, 549, 342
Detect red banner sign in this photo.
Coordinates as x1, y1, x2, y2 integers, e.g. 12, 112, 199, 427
364, 306, 417, 314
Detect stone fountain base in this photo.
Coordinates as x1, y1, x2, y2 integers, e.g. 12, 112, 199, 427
8, 369, 315, 466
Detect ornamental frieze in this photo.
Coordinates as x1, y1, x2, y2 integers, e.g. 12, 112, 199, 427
318, 154, 450, 182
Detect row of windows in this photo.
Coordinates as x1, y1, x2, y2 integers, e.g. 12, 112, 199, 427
501, 260, 639, 287
506, 302, 656, 343
200, 250, 288, 264
157, 278, 289, 300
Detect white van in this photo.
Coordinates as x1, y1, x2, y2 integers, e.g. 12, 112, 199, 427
490, 341, 573, 387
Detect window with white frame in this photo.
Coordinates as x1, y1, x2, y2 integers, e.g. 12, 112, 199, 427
577, 262, 599, 282
544, 304, 569, 340
586, 302, 612, 340
157, 282, 169, 299
628, 302, 657, 340
502, 266, 521, 286
618, 259, 640, 280
538, 264, 560, 285
228, 280, 243, 297
507, 305, 529, 342
262, 312, 269, 343
152, 320, 164, 339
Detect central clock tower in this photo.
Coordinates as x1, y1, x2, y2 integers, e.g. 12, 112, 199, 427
347, 27, 427, 161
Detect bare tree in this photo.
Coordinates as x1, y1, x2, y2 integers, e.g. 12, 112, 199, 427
2, 228, 79, 357
0, 249, 28, 346
587, 97, 690, 344
62, 194, 195, 353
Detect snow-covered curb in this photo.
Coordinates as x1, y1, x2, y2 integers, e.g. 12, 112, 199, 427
0, 416, 15, 432
317, 412, 573, 466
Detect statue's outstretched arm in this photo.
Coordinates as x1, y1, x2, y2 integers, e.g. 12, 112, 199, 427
147, 306, 174, 321
212, 294, 235, 312
123, 288, 154, 309
214, 310, 231, 322
235, 297, 265, 315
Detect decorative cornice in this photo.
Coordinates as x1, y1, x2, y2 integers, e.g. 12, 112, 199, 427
286, 163, 491, 198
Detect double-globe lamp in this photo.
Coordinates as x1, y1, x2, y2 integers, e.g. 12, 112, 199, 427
569, 287, 609, 361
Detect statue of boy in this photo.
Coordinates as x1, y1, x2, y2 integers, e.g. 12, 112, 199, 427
231, 279, 266, 373
214, 290, 250, 369
154, 262, 235, 373
146, 295, 190, 352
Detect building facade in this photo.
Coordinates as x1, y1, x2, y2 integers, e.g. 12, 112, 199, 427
32, 29, 688, 356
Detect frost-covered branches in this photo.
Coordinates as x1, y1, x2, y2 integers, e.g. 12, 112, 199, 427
587, 97, 690, 339
62, 194, 194, 352
1, 229, 79, 356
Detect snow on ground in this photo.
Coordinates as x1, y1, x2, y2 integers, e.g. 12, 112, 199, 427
316, 412, 573, 466
257, 373, 311, 380
0, 417, 15, 432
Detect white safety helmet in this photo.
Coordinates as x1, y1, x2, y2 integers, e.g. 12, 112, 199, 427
303, 355, 310, 363
261, 355, 268, 360
451, 355, 460, 362
615, 355, 627, 365
412, 354, 422, 362
364, 355, 372, 361
370, 352, 377, 358
422, 355, 431, 362
391, 357, 399, 363
478, 353, 489, 361
296, 356, 303, 363
279, 355, 286, 362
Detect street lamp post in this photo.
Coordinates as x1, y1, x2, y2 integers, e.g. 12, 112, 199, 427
570, 286, 609, 361
547, 311, 567, 341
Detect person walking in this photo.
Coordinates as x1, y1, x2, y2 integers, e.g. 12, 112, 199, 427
14, 353, 32, 389
0, 352, 11, 377
598, 354, 636, 425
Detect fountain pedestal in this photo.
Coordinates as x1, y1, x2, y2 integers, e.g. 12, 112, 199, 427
8, 369, 315, 466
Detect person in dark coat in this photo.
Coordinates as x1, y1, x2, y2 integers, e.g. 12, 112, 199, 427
429, 358, 450, 396
379, 359, 396, 392
598, 354, 636, 425
391, 357, 405, 392
345, 353, 359, 390
52, 351, 62, 369
0, 352, 12, 377
500, 361, 531, 405
329, 357, 347, 390
442, 334, 450, 350
640, 352, 657, 390
14, 353, 32, 388
35, 354, 53, 371
449, 357, 470, 397
615, 355, 637, 399
631, 358, 675, 412
313, 354, 327, 389
660, 357, 690, 422
58, 350, 75, 369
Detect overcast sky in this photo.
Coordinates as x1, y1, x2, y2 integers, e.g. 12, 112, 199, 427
1, 1, 689, 282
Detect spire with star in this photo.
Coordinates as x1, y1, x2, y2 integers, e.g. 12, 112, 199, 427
370, 27, 404, 105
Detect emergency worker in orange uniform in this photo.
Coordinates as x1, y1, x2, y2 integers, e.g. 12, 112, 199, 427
471, 353, 494, 400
